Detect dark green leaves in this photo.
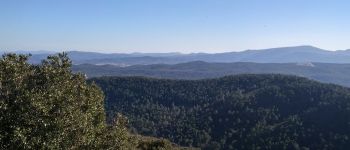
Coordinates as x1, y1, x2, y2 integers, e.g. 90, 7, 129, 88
0, 53, 133, 149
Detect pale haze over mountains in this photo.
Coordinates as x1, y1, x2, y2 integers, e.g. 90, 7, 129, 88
3, 45, 350, 87
3, 45, 350, 65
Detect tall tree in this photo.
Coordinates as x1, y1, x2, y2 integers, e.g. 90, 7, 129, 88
0, 53, 132, 149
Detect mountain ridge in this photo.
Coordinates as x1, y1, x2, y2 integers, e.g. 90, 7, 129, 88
4, 45, 350, 65
72, 61, 350, 87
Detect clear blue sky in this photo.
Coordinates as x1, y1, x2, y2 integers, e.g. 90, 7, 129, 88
0, 0, 349, 53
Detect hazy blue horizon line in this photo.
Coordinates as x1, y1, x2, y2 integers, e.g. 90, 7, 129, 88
1, 45, 349, 54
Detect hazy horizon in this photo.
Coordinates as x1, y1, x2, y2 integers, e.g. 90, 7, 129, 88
1, 0, 350, 53
2, 45, 350, 54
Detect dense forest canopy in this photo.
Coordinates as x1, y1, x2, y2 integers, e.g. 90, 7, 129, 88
3, 53, 350, 150
0, 53, 184, 150
91, 75, 350, 150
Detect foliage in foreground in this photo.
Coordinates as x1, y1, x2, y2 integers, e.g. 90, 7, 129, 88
0, 53, 182, 149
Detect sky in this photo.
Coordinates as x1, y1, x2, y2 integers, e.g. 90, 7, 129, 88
0, 0, 349, 53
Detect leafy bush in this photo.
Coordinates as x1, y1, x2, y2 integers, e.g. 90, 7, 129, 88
0, 53, 134, 149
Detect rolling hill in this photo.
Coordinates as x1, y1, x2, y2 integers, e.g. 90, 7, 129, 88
91, 74, 350, 149
73, 61, 350, 87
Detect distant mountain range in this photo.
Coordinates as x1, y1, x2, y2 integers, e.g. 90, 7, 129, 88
72, 61, 350, 87
3, 46, 350, 65
5, 46, 350, 87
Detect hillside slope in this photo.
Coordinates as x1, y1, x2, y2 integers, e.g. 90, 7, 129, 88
91, 75, 350, 149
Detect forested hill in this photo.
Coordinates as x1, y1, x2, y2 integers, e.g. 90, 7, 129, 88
74, 61, 350, 87
91, 74, 350, 150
